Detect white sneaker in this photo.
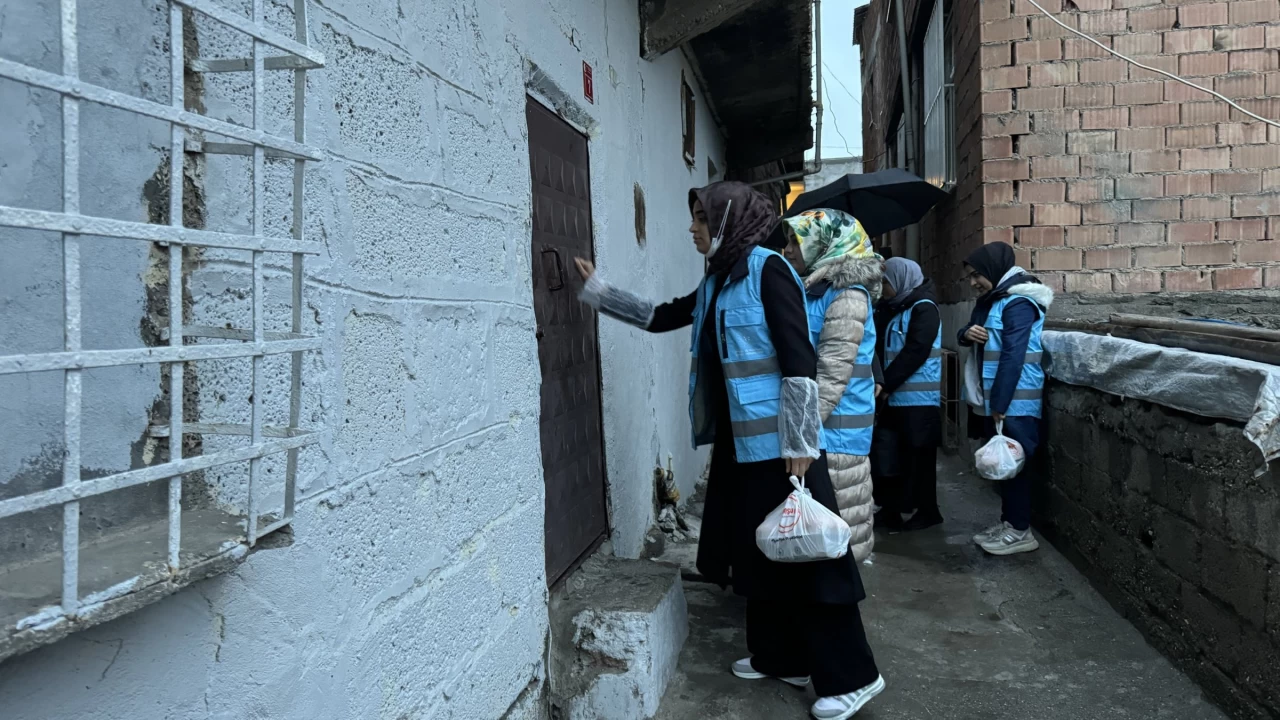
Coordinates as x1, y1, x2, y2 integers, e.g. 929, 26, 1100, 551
811, 675, 886, 719
730, 657, 809, 687
972, 521, 1009, 545
979, 526, 1040, 556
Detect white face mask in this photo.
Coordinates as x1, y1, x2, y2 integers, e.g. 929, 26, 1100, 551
706, 199, 732, 258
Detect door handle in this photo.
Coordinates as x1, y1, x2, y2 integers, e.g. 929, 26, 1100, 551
542, 247, 565, 292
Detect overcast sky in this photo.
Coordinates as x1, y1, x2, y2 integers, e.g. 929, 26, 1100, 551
809, 0, 870, 161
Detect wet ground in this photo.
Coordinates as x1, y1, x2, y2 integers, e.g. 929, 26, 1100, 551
654, 453, 1227, 720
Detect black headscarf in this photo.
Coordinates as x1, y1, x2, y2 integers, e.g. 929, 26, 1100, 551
965, 242, 1039, 327
689, 181, 780, 276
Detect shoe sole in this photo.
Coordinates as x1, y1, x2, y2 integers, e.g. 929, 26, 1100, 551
981, 537, 1040, 556
732, 667, 809, 687
812, 675, 886, 720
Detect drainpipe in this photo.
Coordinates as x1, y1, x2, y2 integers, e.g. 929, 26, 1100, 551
894, 0, 921, 261
749, 0, 823, 188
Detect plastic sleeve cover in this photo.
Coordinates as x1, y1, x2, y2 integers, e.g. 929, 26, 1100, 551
779, 376, 822, 459
579, 274, 656, 329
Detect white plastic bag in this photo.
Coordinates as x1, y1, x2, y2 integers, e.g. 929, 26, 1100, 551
975, 421, 1026, 481
755, 476, 852, 563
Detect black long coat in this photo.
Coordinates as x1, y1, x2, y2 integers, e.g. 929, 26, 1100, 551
647, 253, 866, 607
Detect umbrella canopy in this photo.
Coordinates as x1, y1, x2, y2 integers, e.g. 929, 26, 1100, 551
785, 169, 950, 237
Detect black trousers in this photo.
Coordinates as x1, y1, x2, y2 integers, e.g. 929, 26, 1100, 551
746, 598, 880, 697
873, 406, 941, 516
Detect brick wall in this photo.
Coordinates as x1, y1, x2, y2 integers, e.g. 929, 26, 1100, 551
1038, 383, 1280, 718
979, 0, 1280, 295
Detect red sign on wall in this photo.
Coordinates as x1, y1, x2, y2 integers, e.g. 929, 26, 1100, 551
583, 62, 594, 104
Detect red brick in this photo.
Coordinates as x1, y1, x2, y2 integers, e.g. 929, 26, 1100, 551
1214, 26, 1267, 52
986, 182, 1017, 204
1084, 10, 1129, 33
1079, 60, 1129, 84
1217, 123, 1268, 146
1040, 273, 1067, 292
1229, 0, 1280, 25
1086, 247, 1133, 269
1183, 196, 1232, 219
1113, 33, 1163, 57
1269, 26, 1280, 49
1112, 271, 1163, 293
1115, 82, 1164, 106
1068, 178, 1116, 202
1032, 155, 1082, 178
983, 90, 1015, 114
1214, 267, 1264, 289
1231, 145, 1280, 169
1031, 14, 1077, 39
984, 158, 1032, 181
1119, 223, 1167, 245
1216, 75, 1267, 100
1166, 174, 1213, 196
1169, 222, 1217, 243
1217, 219, 1268, 241
1036, 247, 1083, 270
984, 136, 1015, 158
1212, 172, 1262, 195
1268, 72, 1280, 97
1266, 169, 1280, 191
1019, 132, 1067, 156
1230, 50, 1280, 73
1019, 181, 1067, 203
1018, 226, 1066, 247
1166, 269, 1214, 292
1017, 87, 1065, 111
981, 0, 1012, 22
1182, 102, 1232, 126
1132, 198, 1182, 221
1165, 80, 1217, 104
1069, 225, 1119, 246
1230, 98, 1280, 123
1129, 105, 1180, 129
1166, 126, 1217, 149
1034, 203, 1083, 226
1016, 39, 1062, 63
1178, 3, 1228, 27
1238, 241, 1280, 263
1131, 150, 1181, 173
1081, 108, 1129, 130
1015, 246, 1033, 270
1179, 53, 1229, 78
1115, 176, 1165, 199
1121, 126, 1172, 150
987, 204, 1033, 226
1030, 62, 1079, 85
1181, 148, 1230, 171
1066, 85, 1114, 108
1080, 153, 1131, 177
1129, 55, 1180, 83
986, 65, 1031, 90
1271, 217, 1280, 239
1164, 29, 1214, 55
982, 43, 1014, 67
1065, 37, 1113, 60
985, 227, 1016, 244
1083, 200, 1133, 224
1185, 243, 1234, 265
1032, 109, 1080, 131
1233, 193, 1280, 217
1136, 245, 1183, 267
983, 17, 1030, 42
1065, 273, 1113, 293
1014, 0, 1063, 14
984, 113, 1032, 137
1068, 130, 1117, 154
1129, 7, 1177, 32
1268, 268, 1280, 288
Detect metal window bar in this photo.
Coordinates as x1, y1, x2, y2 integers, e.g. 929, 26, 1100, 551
0, 0, 324, 627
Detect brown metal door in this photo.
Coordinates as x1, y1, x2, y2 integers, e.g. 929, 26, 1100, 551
526, 98, 609, 585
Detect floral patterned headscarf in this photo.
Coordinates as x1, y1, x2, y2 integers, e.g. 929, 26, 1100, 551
782, 209, 874, 273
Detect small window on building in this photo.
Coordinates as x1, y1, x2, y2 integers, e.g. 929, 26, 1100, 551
681, 73, 697, 167
922, 0, 956, 189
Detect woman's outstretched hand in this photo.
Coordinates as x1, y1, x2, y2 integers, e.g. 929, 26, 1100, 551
964, 325, 990, 344
574, 257, 595, 281
785, 456, 813, 479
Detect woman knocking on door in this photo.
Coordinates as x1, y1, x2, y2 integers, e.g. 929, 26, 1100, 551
573, 181, 884, 720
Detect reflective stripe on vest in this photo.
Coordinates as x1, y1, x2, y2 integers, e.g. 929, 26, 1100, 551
884, 298, 943, 407
805, 284, 877, 456
975, 295, 1046, 418
688, 247, 808, 462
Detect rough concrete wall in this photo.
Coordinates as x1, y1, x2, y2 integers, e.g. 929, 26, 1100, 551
1038, 383, 1280, 718
804, 156, 863, 191
978, 0, 1280, 296
0, 0, 722, 717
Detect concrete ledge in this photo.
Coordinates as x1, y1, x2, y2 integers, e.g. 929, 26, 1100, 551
550, 553, 688, 720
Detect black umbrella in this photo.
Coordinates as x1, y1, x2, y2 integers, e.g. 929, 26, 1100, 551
785, 168, 949, 236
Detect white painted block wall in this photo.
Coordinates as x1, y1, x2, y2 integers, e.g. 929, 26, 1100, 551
0, 0, 724, 716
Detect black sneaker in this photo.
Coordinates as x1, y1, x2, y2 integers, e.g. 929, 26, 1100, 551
902, 510, 944, 531
874, 508, 905, 531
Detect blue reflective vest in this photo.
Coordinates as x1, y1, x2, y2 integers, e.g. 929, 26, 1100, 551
805, 283, 877, 456
885, 299, 942, 407
976, 295, 1046, 418
688, 247, 808, 463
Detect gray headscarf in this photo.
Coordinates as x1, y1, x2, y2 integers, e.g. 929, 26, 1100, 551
883, 257, 925, 308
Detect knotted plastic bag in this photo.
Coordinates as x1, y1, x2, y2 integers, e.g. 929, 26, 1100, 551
755, 476, 852, 563
975, 421, 1025, 481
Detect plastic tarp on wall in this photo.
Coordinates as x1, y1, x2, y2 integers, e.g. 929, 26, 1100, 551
1042, 330, 1280, 467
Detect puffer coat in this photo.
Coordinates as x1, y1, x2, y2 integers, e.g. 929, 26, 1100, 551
807, 254, 883, 562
